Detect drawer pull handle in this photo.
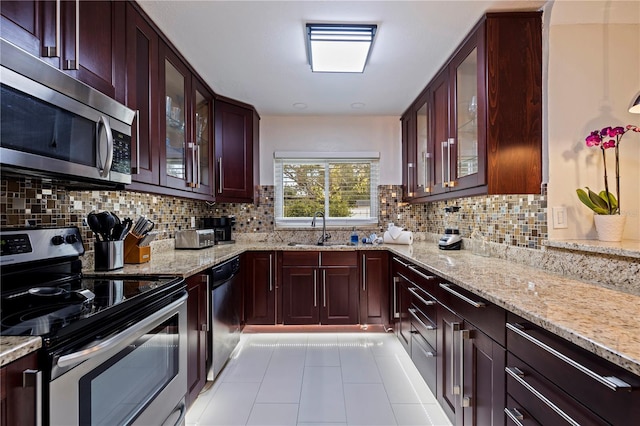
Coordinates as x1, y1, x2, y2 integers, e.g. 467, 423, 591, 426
408, 308, 436, 331
439, 283, 485, 308
413, 335, 436, 358
505, 366, 580, 426
408, 287, 436, 308
506, 323, 632, 391
504, 407, 525, 426
408, 264, 435, 281
393, 257, 410, 267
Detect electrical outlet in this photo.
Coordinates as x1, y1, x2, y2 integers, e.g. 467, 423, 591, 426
552, 207, 568, 229
190, 216, 196, 228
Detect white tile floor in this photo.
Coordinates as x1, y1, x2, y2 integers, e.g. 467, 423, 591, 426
186, 332, 451, 426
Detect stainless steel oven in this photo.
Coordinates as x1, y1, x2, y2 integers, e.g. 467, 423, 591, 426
1, 227, 187, 426
49, 294, 187, 426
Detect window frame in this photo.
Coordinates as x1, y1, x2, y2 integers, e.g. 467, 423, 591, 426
274, 152, 379, 228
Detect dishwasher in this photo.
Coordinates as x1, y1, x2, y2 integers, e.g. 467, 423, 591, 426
208, 256, 242, 381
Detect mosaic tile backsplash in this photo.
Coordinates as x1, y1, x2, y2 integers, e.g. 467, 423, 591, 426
1, 178, 547, 250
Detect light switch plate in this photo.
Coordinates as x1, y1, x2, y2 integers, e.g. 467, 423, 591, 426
552, 207, 568, 229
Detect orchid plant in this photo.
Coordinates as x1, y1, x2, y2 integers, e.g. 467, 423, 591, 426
577, 125, 640, 215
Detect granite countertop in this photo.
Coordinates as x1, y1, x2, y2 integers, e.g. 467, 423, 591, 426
0, 336, 42, 367
3, 241, 639, 378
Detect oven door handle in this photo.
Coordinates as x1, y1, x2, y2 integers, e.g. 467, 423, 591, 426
57, 293, 187, 369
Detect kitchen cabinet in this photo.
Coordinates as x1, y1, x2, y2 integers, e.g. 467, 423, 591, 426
160, 43, 214, 195
436, 281, 505, 426
0, 0, 126, 100
214, 97, 260, 203
402, 12, 542, 202
506, 313, 640, 425
244, 251, 277, 325
391, 257, 413, 355
125, 2, 159, 185
359, 251, 389, 325
0, 352, 40, 426
186, 273, 209, 409
127, 25, 214, 199
281, 251, 358, 325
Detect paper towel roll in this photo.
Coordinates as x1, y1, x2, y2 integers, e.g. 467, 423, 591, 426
383, 230, 413, 245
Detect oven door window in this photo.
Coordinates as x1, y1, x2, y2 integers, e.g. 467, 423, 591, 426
78, 314, 179, 425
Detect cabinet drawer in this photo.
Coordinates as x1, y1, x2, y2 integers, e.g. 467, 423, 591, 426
506, 353, 608, 426
411, 329, 437, 394
505, 395, 540, 426
506, 313, 640, 425
282, 251, 319, 266
437, 281, 505, 345
320, 251, 356, 266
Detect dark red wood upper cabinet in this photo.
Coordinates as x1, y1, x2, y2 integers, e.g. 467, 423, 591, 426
403, 12, 542, 203
1, 1, 125, 100
214, 98, 260, 203
125, 2, 160, 185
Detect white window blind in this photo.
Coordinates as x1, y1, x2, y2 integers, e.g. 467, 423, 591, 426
274, 153, 379, 227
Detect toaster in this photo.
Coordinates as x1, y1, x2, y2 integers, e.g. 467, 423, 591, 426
175, 229, 216, 249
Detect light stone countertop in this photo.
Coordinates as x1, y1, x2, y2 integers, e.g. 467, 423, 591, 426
0, 336, 42, 367
3, 241, 639, 377
545, 239, 640, 259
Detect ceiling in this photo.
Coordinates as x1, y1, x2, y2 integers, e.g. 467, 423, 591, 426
136, 0, 633, 117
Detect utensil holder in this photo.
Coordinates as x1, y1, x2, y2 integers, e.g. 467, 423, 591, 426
94, 241, 124, 271
124, 233, 151, 264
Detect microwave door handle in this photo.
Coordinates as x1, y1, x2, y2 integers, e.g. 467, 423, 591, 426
97, 115, 114, 178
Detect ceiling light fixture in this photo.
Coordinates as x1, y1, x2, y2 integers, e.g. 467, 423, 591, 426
306, 23, 377, 73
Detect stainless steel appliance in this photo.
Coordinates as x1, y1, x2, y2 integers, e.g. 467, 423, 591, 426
175, 229, 216, 249
208, 256, 241, 381
0, 227, 187, 426
0, 40, 135, 188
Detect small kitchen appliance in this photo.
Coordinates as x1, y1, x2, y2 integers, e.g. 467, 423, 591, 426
0, 226, 187, 425
208, 216, 235, 244
438, 205, 462, 250
175, 228, 216, 249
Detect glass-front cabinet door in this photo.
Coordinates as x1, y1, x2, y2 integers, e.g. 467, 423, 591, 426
162, 49, 188, 189
450, 31, 485, 191
415, 97, 431, 197
191, 80, 214, 195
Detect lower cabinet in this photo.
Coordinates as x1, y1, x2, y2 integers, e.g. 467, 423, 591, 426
281, 251, 358, 325
244, 251, 276, 325
506, 313, 640, 425
436, 282, 506, 426
186, 273, 209, 408
0, 352, 39, 426
359, 251, 389, 325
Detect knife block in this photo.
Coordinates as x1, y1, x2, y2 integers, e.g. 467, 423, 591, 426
124, 233, 151, 264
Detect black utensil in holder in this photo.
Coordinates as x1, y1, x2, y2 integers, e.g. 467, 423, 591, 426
94, 241, 124, 271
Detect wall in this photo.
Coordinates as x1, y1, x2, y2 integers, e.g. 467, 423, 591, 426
259, 115, 401, 185
547, 1, 640, 241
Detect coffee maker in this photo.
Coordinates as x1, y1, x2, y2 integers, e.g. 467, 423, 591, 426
203, 216, 235, 244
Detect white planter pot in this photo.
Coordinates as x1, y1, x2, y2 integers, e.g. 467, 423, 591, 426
593, 214, 626, 242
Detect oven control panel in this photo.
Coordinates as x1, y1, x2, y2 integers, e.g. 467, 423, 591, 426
0, 227, 84, 266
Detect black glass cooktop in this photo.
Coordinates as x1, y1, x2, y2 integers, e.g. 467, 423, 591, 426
1, 275, 182, 339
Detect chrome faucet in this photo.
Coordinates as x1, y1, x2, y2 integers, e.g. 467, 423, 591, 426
311, 211, 330, 245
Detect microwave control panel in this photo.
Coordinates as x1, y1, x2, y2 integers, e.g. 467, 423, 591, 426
111, 131, 132, 174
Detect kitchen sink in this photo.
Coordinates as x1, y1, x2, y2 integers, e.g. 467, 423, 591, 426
287, 242, 354, 248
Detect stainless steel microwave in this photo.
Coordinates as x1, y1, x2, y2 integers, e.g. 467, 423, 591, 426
0, 39, 135, 188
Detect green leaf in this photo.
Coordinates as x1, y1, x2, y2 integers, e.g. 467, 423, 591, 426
586, 187, 610, 210
576, 188, 610, 214
599, 190, 618, 213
